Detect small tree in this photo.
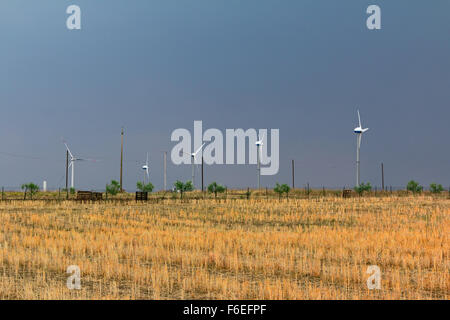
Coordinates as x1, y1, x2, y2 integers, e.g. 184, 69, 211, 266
174, 180, 193, 199
407, 180, 423, 194
21, 183, 39, 200
274, 183, 290, 199
354, 182, 372, 196
207, 182, 225, 199
136, 181, 154, 193
429, 183, 444, 194
106, 180, 121, 196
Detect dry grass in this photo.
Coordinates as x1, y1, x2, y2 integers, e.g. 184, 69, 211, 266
0, 195, 448, 299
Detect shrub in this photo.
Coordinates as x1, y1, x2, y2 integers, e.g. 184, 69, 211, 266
137, 181, 154, 193
429, 183, 444, 194
106, 180, 121, 196
21, 183, 39, 200
207, 182, 226, 199
407, 180, 423, 194
274, 183, 290, 199
354, 182, 372, 196
174, 180, 193, 199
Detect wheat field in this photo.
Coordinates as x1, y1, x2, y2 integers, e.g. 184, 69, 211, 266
0, 195, 448, 299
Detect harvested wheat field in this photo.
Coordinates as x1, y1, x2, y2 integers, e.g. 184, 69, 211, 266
0, 195, 448, 299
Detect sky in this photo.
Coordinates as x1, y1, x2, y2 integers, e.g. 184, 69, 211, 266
0, 0, 449, 191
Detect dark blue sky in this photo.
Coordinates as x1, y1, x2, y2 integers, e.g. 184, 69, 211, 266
1, 0, 449, 190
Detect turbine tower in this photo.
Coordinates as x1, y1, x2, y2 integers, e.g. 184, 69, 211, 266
353, 110, 369, 187
142, 153, 149, 184
184, 143, 205, 189
255, 132, 264, 189
63, 140, 97, 190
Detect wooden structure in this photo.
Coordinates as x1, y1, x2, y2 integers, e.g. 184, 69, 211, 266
135, 192, 148, 201
76, 191, 103, 201
342, 189, 353, 198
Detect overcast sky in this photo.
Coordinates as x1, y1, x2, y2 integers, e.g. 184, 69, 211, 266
1, 0, 449, 191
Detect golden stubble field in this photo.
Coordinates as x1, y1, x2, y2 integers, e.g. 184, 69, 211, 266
0, 196, 448, 299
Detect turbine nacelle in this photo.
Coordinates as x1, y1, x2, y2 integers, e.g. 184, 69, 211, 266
142, 153, 150, 181
255, 132, 265, 147
354, 127, 369, 134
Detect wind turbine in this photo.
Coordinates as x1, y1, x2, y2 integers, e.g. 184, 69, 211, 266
63, 140, 97, 190
183, 143, 205, 189
142, 153, 149, 184
353, 110, 369, 187
255, 132, 264, 189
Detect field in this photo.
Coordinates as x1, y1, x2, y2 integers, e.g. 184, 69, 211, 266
0, 193, 448, 299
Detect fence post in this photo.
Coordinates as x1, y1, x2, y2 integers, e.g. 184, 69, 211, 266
266, 187, 268, 200
1, 187, 3, 201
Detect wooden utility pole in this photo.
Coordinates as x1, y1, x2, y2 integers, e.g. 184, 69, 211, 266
66, 150, 69, 199
201, 156, 204, 192
381, 163, 385, 191
120, 127, 124, 192
163, 151, 167, 191
292, 160, 295, 189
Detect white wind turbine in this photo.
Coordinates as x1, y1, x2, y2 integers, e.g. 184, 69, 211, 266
255, 132, 265, 189
353, 110, 369, 187
63, 140, 98, 189
183, 143, 205, 189
142, 153, 149, 184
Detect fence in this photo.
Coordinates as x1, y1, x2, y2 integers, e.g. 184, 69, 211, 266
0, 186, 448, 202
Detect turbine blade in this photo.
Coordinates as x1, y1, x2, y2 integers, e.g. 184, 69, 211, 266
357, 110, 362, 128
358, 134, 362, 148
75, 158, 100, 162
194, 143, 206, 156
63, 141, 74, 158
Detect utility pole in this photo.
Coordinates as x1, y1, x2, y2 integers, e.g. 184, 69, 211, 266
292, 160, 295, 189
381, 163, 385, 191
120, 127, 124, 192
201, 156, 204, 192
65, 150, 69, 199
163, 151, 167, 191
257, 147, 261, 189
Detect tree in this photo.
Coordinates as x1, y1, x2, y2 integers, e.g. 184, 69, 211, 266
174, 180, 193, 199
21, 183, 39, 200
274, 183, 290, 199
136, 181, 154, 193
354, 182, 372, 196
407, 180, 423, 194
106, 180, 121, 196
207, 182, 226, 199
429, 183, 444, 194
